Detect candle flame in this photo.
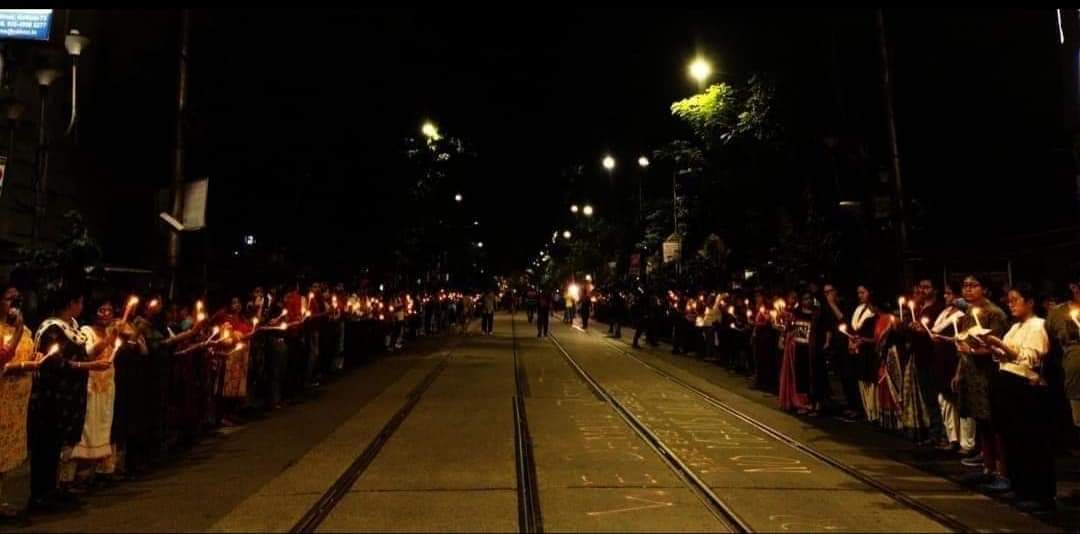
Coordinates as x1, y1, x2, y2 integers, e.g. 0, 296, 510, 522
235, 342, 245, 351
195, 300, 204, 313
46, 343, 60, 357
127, 295, 140, 307
1071, 308, 1078, 321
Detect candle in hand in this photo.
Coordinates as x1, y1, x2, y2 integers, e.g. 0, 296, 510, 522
971, 307, 983, 330
838, 324, 854, 339
898, 297, 906, 322
1071, 308, 1080, 332
122, 296, 139, 322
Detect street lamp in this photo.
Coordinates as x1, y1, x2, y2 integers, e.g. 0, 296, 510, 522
421, 121, 440, 140
638, 156, 650, 168
63, 30, 90, 135
689, 57, 712, 86
454, 193, 463, 202
582, 205, 594, 217
476, 242, 484, 248
602, 155, 615, 171
570, 204, 579, 214
31, 67, 61, 245
562, 230, 572, 239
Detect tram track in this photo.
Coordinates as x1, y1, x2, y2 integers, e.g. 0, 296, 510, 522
549, 324, 971, 533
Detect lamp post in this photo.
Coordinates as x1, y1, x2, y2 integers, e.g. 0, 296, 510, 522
31, 67, 59, 246
637, 155, 649, 226
63, 30, 90, 136
168, 9, 191, 299
1, 100, 24, 202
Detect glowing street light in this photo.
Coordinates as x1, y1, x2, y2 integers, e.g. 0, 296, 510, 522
421, 121, 440, 140
454, 193, 463, 202
562, 230, 572, 239
689, 57, 712, 85
582, 205, 594, 217
570, 204, 579, 214
602, 155, 616, 171
476, 242, 484, 248
638, 156, 650, 168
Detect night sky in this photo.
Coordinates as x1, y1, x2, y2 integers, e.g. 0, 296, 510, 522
81, 9, 1069, 276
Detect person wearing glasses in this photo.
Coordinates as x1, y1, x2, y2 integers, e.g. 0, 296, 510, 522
953, 275, 1009, 493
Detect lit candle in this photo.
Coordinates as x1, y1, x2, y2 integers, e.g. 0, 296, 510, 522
40, 343, 61, 361
952, 317, 960, 338
1071, 309, 1080, 332
971, 307, 983, 330
898, 297, 906, 322
122, 295, 139, 322
919, 316, 933, 336
148, 299, 160, 311
235, 342, 245, 352
727, 305, 735, 316
838, 324, 855, 339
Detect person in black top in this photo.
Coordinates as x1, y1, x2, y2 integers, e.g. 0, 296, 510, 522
29, 287, 111, 511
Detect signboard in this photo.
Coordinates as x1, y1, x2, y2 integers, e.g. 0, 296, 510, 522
182, 178, 209, 230
662, 233, 682, 264
0, 9, 52, 41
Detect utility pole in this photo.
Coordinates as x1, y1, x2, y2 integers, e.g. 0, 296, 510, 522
167, 9, 190, 299
876, 9, 911, 290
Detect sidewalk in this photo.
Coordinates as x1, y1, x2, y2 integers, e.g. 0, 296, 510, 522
573, 317, 1077, 531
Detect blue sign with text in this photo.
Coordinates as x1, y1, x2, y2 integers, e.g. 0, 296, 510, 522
0, 9, 52, 41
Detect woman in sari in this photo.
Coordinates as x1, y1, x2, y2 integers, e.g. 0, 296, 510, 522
67, 298, 121, 485
848, 286, 880, 423
779, 292, 818, 414
0, 285, 42, 518
29, 288, 110, 511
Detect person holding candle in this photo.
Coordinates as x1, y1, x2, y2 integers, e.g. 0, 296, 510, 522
752, 291, 779, 392
1046, 274, 1080, 445
952, 275, 1009, 490
0, 284, 41, 518
930, 281, 974, 453
822, 284, 859, 420
982, 282, 1056, 511
29, 287, 110, 511
849, 285, 880, 423
67, 298, 121, 486
108, 299, 149, 481
908, 279, 945, 445
778, 292, 817, 414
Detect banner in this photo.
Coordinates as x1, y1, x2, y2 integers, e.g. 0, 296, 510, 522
662, 233, 682, 264
182, 178, 209, 230
0, 9, 52, 41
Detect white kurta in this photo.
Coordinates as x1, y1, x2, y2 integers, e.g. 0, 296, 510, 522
72, 326, 116, 461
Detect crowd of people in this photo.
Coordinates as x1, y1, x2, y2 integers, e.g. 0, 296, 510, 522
559, 273, 1079, 514
0, 279, 500, 522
